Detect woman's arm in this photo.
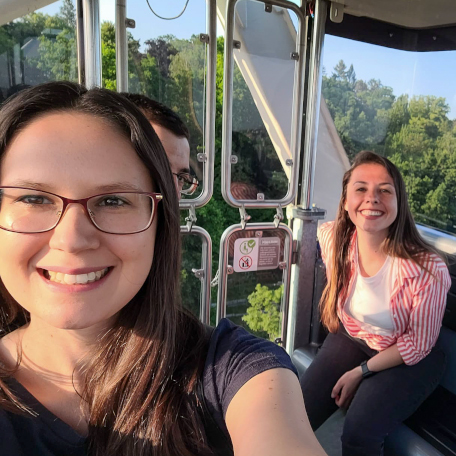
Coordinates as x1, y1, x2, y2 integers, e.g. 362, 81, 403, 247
226, 368, 327, 456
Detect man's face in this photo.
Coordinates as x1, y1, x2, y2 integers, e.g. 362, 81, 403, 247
151, 123, 190, 199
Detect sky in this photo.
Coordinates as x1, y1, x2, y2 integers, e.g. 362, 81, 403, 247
39, 0, 456, 118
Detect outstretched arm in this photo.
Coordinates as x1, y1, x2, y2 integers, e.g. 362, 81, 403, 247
226, 368, 327, 456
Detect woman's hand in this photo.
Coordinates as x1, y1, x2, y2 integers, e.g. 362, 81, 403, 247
331, 367, 363, 409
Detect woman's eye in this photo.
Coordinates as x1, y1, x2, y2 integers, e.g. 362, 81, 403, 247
98, 197, 128, 207
381, 189, 391, 194
18, 195, 52, 205
355, 187, 366, 192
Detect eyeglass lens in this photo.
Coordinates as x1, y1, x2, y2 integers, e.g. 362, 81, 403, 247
0, 188, 155, 234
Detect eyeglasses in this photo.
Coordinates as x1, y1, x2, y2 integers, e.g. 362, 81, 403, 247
172, 172, 199, 196
0, 187, 163, 235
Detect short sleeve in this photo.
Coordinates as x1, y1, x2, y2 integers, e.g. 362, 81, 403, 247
202, 319, 297, 437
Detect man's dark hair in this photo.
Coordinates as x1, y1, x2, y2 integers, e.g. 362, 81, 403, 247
122, 93, 190, 141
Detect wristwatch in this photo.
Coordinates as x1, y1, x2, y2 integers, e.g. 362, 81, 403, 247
360, 360, 375, 378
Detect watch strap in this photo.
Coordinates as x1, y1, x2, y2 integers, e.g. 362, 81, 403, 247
360, 360, 375, 378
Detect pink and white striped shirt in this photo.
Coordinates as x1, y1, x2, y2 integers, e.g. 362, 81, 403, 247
318, 221, 451, 365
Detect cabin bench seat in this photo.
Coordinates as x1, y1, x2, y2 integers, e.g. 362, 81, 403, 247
293, 326, 456, 456
292, 257, 456, 456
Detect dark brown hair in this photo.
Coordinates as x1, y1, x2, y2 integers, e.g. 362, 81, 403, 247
121, 92, 190, 141
0, 82, 210, 455
320, 150, 442, 333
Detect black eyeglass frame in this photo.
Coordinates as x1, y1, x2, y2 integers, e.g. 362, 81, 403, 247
0, 186, 163, 235
172, 172, 199, 195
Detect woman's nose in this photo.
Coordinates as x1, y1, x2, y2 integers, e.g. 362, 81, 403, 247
49, 203, 100, 253
366, 190, 379, 204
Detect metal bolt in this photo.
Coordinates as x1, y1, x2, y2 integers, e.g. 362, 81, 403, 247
257, 193, 265, 201
255, 231, 263, 237
199, 33, 210, 44
291, 52, 299, 61
230, 155, 238, 164
227, 265, 234, 275
197, 153, 207, 163
274, 337, 283, 345
278, 262, 286, 270
233, 40, 241, 50
125, 18, 136, 28
286, 159, 293, 166
192, 268, 204, 279
265, 3, 272, 12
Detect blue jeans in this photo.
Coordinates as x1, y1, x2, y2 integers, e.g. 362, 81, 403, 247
300, 325, 446, 456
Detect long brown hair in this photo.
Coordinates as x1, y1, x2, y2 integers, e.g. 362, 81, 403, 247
320, 150, 442, 333
0, 82, 211, 455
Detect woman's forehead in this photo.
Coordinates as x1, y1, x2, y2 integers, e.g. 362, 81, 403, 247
350, 163, 393, 184
1, 112, 154, 194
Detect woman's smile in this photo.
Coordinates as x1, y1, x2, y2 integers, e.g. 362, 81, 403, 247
0, 112, 157, 330
37, 266, 113, 292
344, 163, 398, 239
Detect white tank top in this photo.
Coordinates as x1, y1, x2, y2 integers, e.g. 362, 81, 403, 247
345, 249, 397, 336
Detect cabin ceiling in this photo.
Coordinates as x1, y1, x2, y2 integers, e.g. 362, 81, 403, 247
1, 0, 456, 30
339, 0, 456, 29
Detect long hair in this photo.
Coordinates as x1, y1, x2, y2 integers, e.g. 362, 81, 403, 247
0, 82, 211, 456
320, 151, 442, 333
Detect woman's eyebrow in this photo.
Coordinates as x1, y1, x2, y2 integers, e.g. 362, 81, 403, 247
4, 180, 55, 191
4, 181, 145, 193
352, 181, 394, 186
93, 182, 145, 192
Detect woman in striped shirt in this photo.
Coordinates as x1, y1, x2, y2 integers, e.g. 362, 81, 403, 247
300, 151, 451, 456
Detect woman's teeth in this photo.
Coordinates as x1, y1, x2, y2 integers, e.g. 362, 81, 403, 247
44, 268, 109, 285
362, 210, 382, 216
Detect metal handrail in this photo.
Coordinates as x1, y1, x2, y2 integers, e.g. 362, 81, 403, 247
82, 0, 102, 88
300, 0, 327, 209
180, 225, 212, 324
115, 0, 128, 92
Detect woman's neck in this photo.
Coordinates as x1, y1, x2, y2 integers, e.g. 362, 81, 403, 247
356, 229, 388, 277
2, 317, 108, 386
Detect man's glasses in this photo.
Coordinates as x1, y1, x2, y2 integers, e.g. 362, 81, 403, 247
0, 187, 163, 235
172, 172, 199, 196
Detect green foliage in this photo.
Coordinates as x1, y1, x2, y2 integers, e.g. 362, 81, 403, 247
242, 284, 283, 341
323, 60, 456, 233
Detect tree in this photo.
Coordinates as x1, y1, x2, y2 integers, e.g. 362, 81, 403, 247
242, 284, 283, 341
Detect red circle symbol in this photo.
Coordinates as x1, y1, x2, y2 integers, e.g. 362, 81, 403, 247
239, 256, 252, 270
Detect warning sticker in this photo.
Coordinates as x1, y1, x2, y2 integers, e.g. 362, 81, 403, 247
233, 237, 280, 272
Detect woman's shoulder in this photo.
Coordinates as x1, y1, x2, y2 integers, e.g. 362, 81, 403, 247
206, 319, 294, 370
317, 221, 335, 239
401, 251, 450, 288
202, 319, 296, 436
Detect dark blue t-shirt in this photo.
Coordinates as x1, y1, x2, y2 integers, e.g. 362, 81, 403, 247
0, 319, 297, 455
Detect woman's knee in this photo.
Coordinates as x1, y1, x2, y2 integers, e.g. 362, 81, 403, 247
341, 414, 384, 456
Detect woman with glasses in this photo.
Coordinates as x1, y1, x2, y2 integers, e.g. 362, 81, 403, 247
0, 82, 325, 456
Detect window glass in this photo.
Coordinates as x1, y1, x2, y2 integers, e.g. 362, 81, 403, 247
230, 0, 299, 202
181, 232, 206, 319
224, 229, 289, 342
0, 0, 78, 102
119, 0, 208, 202
314, 34, 456, 235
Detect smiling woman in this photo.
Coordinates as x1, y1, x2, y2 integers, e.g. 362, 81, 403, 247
300, 151, 451, 456
0, 82, 326, 456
